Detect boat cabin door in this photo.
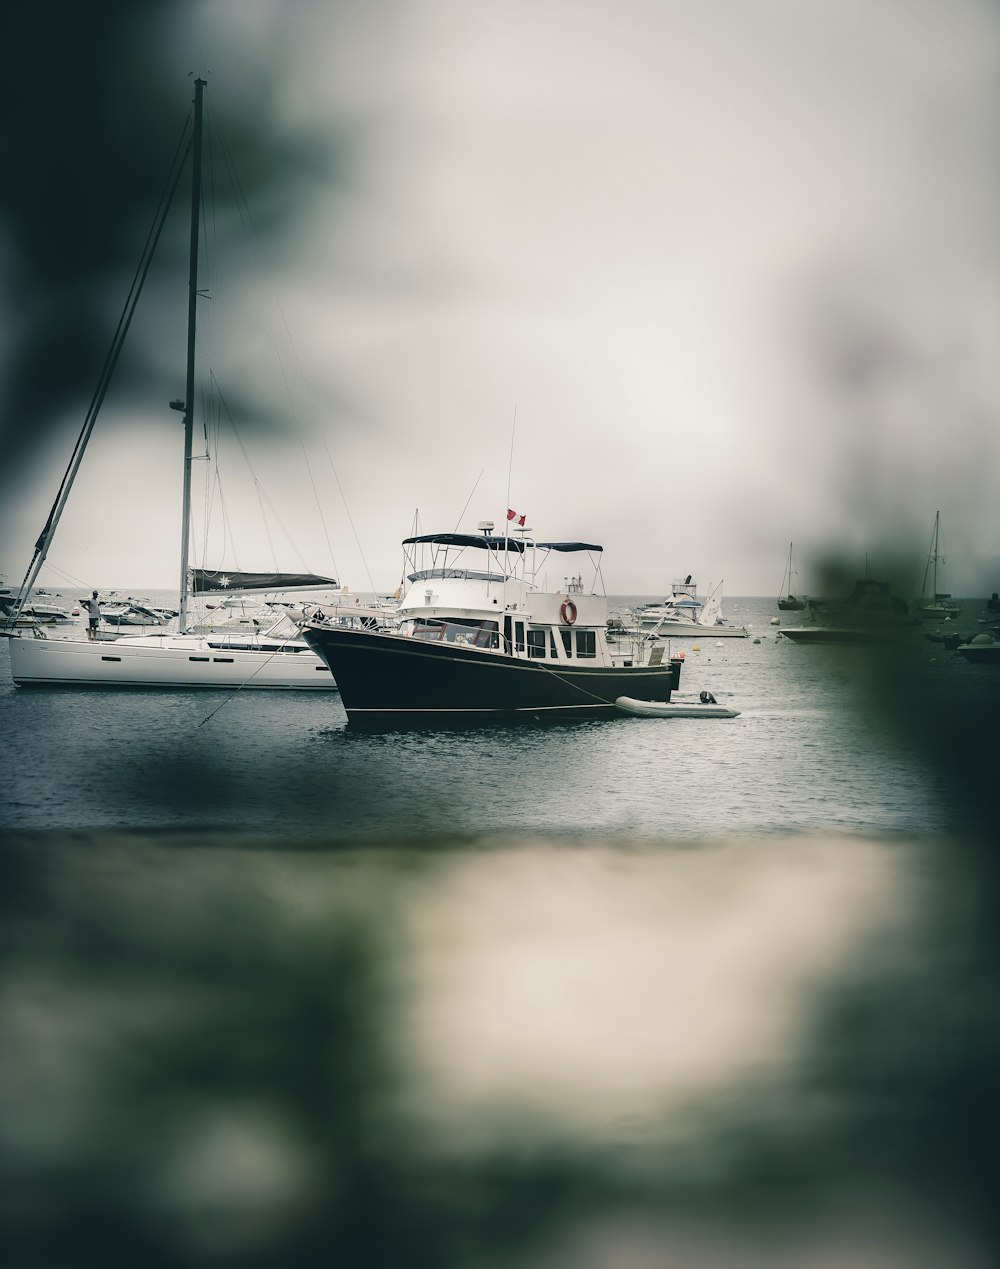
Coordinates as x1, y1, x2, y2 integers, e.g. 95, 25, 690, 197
502, 615, 525, 656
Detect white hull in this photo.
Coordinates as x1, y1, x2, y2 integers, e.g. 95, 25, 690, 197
8, 633, 337, 689
917, 604, 961, 620
615, 696, 739, 719
638, 618, 748, 638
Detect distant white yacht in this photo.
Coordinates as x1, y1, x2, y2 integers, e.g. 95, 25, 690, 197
635, 578, 747, 638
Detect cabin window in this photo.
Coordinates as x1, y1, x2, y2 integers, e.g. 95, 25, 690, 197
526, 628, 546, 659
549, 630, 558, 658
411, 618, 498, 648
514, 621, 525, 653
189, 656, 209, 662
412, 620, 446, 642
476, 623, 500, 650
101, 656, 122, 662
315, 665, 331, 671
503, 615, 512, 653
213, 657, 234, 663
575, 630, 596, 659
560, 630, 573, 657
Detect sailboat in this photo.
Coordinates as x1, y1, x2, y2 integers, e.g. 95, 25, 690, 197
916, 511, 961, 620
694, 582, 748, 638
776, 542, 807, 611
6, 79, 344, 689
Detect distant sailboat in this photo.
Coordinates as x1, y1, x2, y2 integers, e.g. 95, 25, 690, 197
776, 542, 806, 611
696, 582, 747, 638
916, 511, 961, 619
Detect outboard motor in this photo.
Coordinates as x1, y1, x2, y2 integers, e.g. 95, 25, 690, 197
699, 690, 717, 704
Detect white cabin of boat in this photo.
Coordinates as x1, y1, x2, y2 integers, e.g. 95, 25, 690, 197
391, 529, 646, 667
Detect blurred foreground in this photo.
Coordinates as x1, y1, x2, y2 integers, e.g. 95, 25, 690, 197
1, 825, 996, 1268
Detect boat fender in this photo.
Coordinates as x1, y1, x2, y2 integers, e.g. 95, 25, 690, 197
699, 690, 717, 704
560, 598, 578, 625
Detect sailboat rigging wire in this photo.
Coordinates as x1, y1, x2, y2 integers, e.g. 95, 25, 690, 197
256, 482, 279, 570
210, 117, 344, 586
34, 561, 91, 591
273, 293, 345, 583
212, 375, 314, 574
5, 110, 195, 628
452, 469, 485, 535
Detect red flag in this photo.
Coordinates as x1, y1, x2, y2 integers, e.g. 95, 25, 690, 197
518, 514, 526, 527
506, 508, 516, 521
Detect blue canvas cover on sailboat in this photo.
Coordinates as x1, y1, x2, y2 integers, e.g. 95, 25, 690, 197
191, 569, 338, 596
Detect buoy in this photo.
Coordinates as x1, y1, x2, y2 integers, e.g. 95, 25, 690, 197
690, 644, 701, 651
770, 617, 780, 625
753, 637, 761, 644
716, 641, 724, 648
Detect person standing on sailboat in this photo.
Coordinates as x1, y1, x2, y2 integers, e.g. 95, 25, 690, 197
82, 591, 101, 641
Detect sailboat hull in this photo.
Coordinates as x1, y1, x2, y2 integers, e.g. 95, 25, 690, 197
8, 633, 337, 690
303, 625, 681, 723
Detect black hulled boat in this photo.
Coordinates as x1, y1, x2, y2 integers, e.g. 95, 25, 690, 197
303, 527, 683, 724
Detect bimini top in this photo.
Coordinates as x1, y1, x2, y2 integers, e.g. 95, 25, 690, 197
537, 541, 603, 553
402, 533, 603, 554
403, 533, 525, 553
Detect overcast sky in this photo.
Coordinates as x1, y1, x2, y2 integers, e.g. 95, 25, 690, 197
3, 0, 999, 597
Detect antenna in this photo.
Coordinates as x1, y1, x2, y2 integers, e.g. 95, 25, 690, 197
504, 404, 517, 557
452, 468, 485, 534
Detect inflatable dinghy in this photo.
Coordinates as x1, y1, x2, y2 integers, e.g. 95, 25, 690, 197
615, 696, 740, 719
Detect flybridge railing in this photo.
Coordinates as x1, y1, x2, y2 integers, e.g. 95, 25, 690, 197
401, 536, 527, 594
406, 568, 508, 584
399, 533, 607, 595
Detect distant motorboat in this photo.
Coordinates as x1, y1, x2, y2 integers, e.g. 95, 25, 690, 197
99, 601, 170, 628
779, 625, 897, 646
957, 633, 1000, 665
21, 601, 74, 622
0, 588, 40, 632
186, 594, 272, 634
636, 577, 747, 638
635, 574, 703, 632
779, 561, 910, 645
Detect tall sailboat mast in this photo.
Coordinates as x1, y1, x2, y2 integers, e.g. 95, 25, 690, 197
932, 510, 940, 598
177, 77, 206, 635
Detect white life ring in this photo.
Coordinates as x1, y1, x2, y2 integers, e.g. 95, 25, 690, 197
560, 598, 578, 625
